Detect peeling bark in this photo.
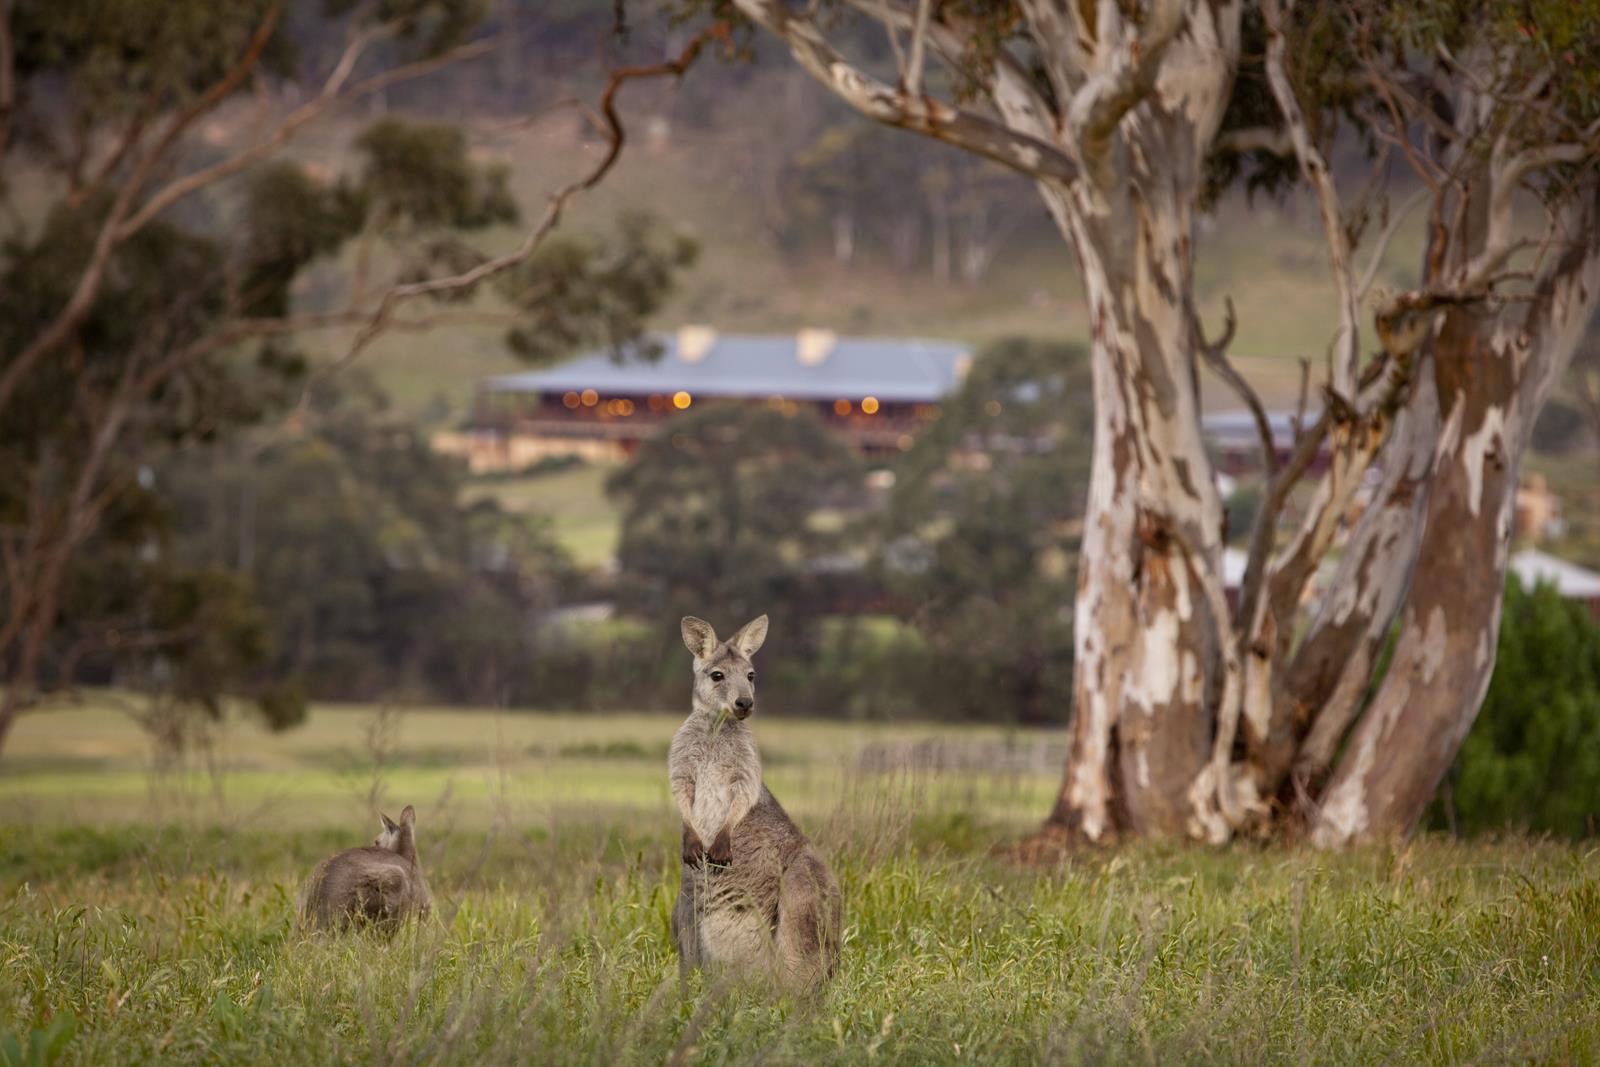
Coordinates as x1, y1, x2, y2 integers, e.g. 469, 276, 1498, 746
1313, 193, 1600, 846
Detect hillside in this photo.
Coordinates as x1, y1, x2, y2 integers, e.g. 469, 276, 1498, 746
337, 111, 1425, 422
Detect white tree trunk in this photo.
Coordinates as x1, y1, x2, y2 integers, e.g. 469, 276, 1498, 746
1313, 209, 1600, 845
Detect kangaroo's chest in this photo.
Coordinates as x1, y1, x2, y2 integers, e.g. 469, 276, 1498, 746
683, 727, 760, 840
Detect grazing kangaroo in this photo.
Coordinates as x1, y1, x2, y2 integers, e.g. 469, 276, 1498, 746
669, 615, 842, 992
300, 805, 432, 935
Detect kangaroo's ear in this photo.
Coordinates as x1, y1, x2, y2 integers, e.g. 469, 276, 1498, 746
381, 813, 398, 833
730, 615, 768, 658
681, 616, 718, 659
400, 805, 416, 827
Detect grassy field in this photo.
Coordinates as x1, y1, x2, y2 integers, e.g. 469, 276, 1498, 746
2, 701, 1598, 1064
462, 465, 623, 569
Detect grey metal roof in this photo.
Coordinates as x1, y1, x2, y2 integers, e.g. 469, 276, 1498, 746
483, 333, 971, 403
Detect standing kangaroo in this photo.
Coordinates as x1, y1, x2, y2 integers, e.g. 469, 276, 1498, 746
669, 615, 842, 992
300, 804, 432, 935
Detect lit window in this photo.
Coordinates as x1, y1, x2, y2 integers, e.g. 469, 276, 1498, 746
673, 391, 693, 410
833, 398, 852, 416
562, 391, 580, 409
581, 389, 599, 407
861, 396, 880, 415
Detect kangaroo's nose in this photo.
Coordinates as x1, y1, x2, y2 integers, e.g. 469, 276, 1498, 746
734, 697, 753, 712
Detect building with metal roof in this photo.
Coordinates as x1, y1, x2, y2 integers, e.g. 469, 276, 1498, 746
440, 329, 973, 469
484, 329, 971, 404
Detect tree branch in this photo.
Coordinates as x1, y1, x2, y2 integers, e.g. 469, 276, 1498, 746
904, 0, 931, 97
1355, 185, 1429, 300
1461, 139, 1597, 293
1067, 0, 1186, 184
845, 0, 1063, 144
1212, 125, 1294, 157
116, 34, 497, 241
1191, 296, 1277, 477
1263, 0, 1359, 398
730, 0, 1078, 183
323, 27, 722, 384
1016, 0, 1090, 105
0, 1, 284, 419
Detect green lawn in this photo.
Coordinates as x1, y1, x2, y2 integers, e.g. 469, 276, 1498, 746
2, 700, 1598, 1064
462, 464, 623, 568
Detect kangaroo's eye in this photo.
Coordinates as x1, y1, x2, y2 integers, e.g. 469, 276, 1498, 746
747, 672, 756, 682
709, 670, 725, 682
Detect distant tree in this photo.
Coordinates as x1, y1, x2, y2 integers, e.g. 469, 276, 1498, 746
606, 404, 859, 656
887, 338, 1093, 722
161, 372, 572, 706
781, 121, 1042, 281
1429, 576, 1600, 838
0, 1, 706, 754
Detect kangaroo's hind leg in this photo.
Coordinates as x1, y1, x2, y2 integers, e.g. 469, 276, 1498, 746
774, 851, 841, 992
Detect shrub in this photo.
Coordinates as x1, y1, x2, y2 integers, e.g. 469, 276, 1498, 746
1430, 574, 1600, 837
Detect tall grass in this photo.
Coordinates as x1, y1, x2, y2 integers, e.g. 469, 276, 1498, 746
2, 705, 1597, 1064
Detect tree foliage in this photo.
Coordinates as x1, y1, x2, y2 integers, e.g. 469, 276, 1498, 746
1431, 576, 1600, 838
887, 338, 1093, 723
502, 212, 699, 364
160, 373, 572, 707
606, 403, 859, 647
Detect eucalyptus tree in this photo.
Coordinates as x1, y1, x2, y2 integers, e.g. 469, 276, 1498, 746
1261, 0, 1600, 846
659, 0, 1600, 845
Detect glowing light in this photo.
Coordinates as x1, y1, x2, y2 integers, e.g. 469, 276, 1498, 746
581, 389, 599, 407
861, 396, 880, 415
897, 434, 915, 451
833, 398, 852, 416
985, 399, 1002, 417
562, 391, 581, 409
673, 391, 693, 410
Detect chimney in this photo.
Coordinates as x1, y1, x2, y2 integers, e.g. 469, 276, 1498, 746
677, 324, 718, 363
796, 328, 838, 366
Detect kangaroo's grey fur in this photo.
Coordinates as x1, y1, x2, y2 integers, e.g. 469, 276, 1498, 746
300, 804, 432, 935
669, 615, 842, 992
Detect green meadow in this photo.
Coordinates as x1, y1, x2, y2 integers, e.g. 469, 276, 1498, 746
2, 701, 1598, 1064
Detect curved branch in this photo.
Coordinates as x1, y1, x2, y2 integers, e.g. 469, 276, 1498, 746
731, 0, 1078, 183
1262, 0, 1359, 397
0, 1, 284, 419
328, 28, 721, 376
1355, 185, 1430, 300
1461, 139, 1598, 292
847, 0, 1064, 145
1212, 125, 1294, 157
1067, 0, 1185, 183
1191, 296, 1277, 477
116, 35, 497, 241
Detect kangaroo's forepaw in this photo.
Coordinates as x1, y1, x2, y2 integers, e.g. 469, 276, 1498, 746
707, 828, 733, 867
681, 826, 706, 866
